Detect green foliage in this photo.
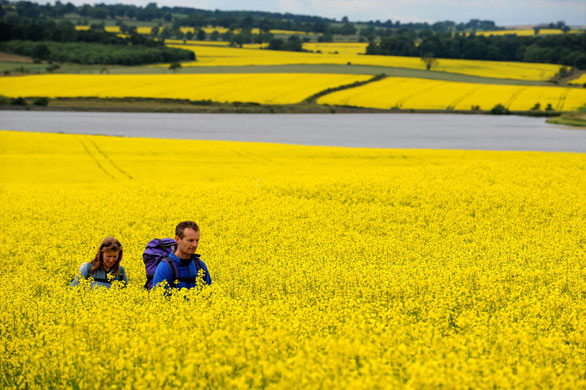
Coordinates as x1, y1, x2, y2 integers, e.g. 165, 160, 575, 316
0, 40, 195, 66
267, 35, 304, 52
330, 23, 356, 35
490, 104, 510, 115
169, 62, 182, 72
318, 33, 334, 43
46, 63, 60, 72
10, 97, 27, 106
32, 97, 50, 106
367, 33, 586, 69
32, 43, 50, 60
421, 53, 438, 71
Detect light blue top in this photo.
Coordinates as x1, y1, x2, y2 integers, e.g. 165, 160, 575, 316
72, 262, 128, 289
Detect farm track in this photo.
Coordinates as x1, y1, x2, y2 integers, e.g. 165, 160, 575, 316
556, 89, 570, 111
89, 140, 133, 179
447, 87, 482, 111
504, 88, 527, 109
78, 137, 132, 180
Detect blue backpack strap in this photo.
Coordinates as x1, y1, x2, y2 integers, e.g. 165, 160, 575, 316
163, 257, 180, 288
193, 255, 203, 272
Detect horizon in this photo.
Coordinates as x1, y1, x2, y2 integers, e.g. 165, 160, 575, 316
20, 0, 586, 27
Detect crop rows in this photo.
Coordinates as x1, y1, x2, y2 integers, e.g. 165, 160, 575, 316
317, 77, 586, 111
0, 73, 371, 105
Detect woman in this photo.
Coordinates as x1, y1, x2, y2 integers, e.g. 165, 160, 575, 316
72, 236, 128, 288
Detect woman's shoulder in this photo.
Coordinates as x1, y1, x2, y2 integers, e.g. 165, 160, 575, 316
79, 262, 92, 276
118, 265, 127, 274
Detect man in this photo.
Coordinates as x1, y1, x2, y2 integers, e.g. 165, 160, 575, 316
152, 221, 212, 290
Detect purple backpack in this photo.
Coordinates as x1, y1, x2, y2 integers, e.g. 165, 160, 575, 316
143, 238, 179, 290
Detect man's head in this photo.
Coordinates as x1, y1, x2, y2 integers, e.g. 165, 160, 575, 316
174, 221, 200, 259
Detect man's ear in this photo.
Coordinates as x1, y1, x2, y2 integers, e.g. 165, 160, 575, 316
175, 235, 180, 245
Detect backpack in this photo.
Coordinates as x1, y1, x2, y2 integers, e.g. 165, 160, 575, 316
143, 238, 203, 290
74, 262, 125, 285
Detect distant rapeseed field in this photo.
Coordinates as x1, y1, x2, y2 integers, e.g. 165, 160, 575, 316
476, 29, 583, 37
569, 73, 586, 86
303, 42, 369, 55
0, 130, 585, 389
0, 73, 370, 104
318, 76, 586, 111
167, 44, 562, 81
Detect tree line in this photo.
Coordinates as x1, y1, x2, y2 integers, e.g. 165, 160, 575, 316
366, 32, 586, 69
1, 0, 518, 37
0, 20, 195, 65
0, 39, 194, 65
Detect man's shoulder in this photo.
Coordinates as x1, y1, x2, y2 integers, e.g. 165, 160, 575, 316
197, 258, 208, 269
155, 259, 173, 270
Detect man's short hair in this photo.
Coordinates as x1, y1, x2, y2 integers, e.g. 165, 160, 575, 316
176, 221, 200, 238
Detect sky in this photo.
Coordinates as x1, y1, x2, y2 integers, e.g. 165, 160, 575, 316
39, 0, 586, 26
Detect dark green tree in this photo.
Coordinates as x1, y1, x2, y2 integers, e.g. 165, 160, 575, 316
32, 43, 50, 61
169, 61, 182, 72
421, 52, 438, 71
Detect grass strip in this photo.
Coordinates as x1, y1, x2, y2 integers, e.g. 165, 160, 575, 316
304, 73, 386, 103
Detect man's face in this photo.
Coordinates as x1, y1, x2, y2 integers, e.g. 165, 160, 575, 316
176, 228, 200, 258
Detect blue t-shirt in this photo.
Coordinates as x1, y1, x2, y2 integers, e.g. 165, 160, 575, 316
152, 252, 211, 290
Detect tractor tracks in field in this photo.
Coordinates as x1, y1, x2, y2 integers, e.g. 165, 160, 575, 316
78, 137, 133, 180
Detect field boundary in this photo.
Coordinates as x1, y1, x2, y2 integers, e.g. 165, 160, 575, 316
0, 97, 565, 117
304, 73, 386, 103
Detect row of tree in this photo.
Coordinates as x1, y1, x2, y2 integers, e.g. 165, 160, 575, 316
367, 33, 586, 69
0, 20, 195, 65
0, 40, 195, 65
6, 0, 570, 37
0, 19, 163, 46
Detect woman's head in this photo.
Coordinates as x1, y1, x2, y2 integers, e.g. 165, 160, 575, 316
91, 236, 123, 274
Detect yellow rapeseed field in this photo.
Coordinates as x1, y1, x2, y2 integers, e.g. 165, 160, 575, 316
569, 73, 586, 86
0, 130, 585, 389
164, 39, 231, 47
104, 26, 121, 33
167, 44, 562, 81
303, 42, 369, 55
318, 77, 586, 111
76, 25, 319, 36
137, 26, 152, 34
270, 29, 317, 36
0, 73, 370, 105
476, 29, 583, 37
201, 26, 230, 34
